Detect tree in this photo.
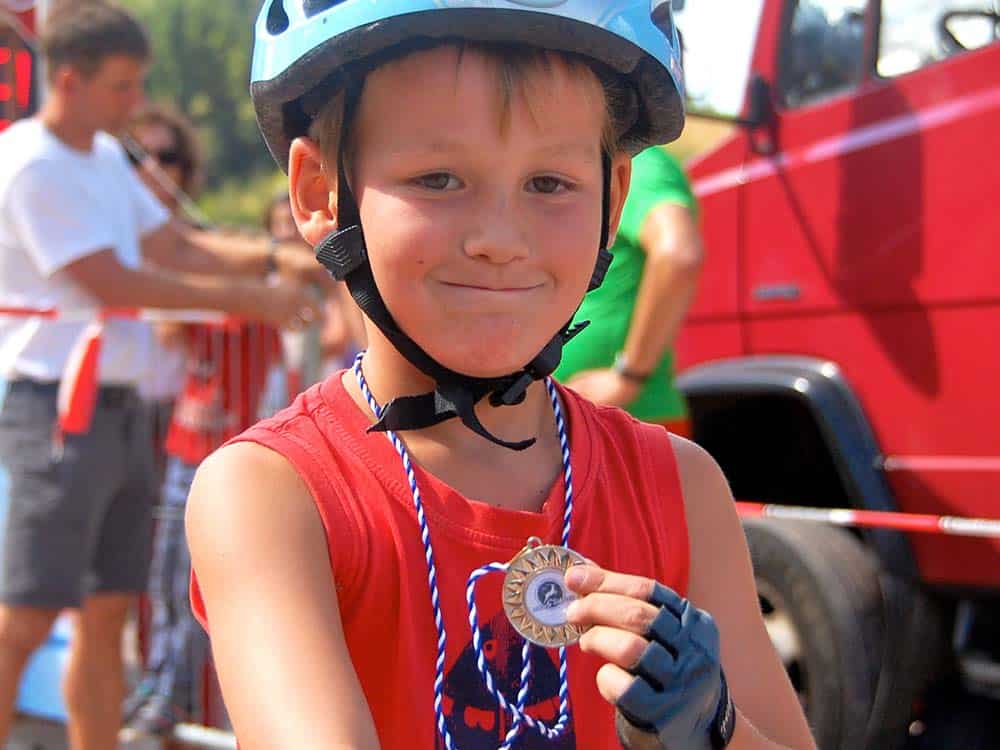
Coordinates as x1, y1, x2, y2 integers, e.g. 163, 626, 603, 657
122, 0, 271, 193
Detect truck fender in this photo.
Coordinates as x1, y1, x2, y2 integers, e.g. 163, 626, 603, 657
676, 355, 916, 579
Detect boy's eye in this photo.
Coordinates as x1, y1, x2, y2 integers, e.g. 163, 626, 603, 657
528, 176, 569, 194
415, 173, 462, 191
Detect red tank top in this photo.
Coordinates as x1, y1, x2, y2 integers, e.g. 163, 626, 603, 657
192, 374, 689, 749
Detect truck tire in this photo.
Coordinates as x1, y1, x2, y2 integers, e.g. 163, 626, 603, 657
742, 519, 884, 750
865, 573, 946, 749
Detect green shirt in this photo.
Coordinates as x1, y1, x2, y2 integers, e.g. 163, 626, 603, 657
555, 147, 696, 422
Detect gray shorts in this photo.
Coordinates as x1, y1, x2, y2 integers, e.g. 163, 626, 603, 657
0, 380, 155, 609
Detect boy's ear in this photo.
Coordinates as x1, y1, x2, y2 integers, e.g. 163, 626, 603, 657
288, 136, 338, 247
606, 153, 633, 248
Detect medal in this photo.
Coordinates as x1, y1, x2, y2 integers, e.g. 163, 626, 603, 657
355, 359, 578, 745
503, 537, 587, 647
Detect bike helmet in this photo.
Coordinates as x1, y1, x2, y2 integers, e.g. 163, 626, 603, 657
252, 0, 685, 170
250, 0, 686, 449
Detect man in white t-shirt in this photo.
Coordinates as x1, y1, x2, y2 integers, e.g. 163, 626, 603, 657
0, 5, 328, 747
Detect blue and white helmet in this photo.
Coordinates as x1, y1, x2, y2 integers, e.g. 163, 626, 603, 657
251, 0, 686, 170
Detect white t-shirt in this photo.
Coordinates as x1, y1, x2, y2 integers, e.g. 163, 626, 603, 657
0, 119, 169, 385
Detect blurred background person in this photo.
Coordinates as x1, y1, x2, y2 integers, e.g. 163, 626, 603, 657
263, 190, 365, 381
0, 4, 321, 749
123, 104, 203, 482
124, 103, 203, 220
555, 146, 703, 435
123, 190, 329, 739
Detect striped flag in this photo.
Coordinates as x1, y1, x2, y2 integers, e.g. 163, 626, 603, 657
56, 318, 103, 434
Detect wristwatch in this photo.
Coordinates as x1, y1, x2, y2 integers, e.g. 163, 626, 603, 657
712, 671, 737, 748
613, 353, 653, 385
266, 238, 280, 275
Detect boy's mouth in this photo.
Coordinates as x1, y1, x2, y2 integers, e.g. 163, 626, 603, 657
439, 281, 545, 293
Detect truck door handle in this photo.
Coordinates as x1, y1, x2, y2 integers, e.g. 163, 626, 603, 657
753, 284, 801, 301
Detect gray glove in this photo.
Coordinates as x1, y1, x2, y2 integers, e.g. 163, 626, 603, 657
615, 583, 736, 750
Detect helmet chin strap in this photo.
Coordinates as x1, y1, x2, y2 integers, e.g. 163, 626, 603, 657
315, 84, 614, 451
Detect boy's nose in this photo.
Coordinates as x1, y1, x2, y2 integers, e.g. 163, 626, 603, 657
462, 199, 531, 265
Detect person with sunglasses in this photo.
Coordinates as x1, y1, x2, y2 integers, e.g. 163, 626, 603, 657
124, 104, 201, 217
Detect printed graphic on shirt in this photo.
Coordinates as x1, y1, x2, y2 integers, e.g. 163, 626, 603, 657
436, 609, 577, 749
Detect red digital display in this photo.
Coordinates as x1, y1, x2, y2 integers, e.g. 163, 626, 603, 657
0, 23, 36, 131
15, 49, 31, 108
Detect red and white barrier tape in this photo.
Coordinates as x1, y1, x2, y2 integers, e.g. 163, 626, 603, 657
0, 305, 225, 323
737, 502, 1000, 539
1, 306, 226, 435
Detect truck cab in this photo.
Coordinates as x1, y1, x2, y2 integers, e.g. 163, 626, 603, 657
673, 1, 1000, 747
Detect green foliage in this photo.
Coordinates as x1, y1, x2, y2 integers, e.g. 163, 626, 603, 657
200, 170, 288, 231
122, 0, 271, 226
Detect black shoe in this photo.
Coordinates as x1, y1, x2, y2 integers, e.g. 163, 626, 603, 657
126, 693, 186, 738
121, 676, 158, 723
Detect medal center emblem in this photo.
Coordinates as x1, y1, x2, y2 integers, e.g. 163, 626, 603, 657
526, 571, 572, 626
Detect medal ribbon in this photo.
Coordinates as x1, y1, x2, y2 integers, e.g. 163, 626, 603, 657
353, 354, 575, 749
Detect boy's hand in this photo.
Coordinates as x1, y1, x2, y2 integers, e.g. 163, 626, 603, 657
565, 565, 734, 750
565, 368, 641, 408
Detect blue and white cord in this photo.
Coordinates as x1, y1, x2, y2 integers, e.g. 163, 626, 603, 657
353, 355, 575, 749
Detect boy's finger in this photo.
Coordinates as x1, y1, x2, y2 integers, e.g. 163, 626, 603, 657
567, 592, 659, 635
595, 662, 635, 705
577, 625, 649, 671
564, 565, 657, 602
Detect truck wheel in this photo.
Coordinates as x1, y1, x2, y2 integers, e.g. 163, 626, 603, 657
743, 519, 884, 750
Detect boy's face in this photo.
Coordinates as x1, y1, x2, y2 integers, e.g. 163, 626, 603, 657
294, 46, 630, 379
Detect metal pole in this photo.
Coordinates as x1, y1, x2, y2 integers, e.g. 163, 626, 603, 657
172, 723, 238, 750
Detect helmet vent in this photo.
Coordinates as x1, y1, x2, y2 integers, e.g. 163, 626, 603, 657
651, 0, 676, 40
304, 0, 350, 17
266, 0, 290, 34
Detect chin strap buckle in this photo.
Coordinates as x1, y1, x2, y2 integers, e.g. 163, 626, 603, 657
315, 225, 368, 281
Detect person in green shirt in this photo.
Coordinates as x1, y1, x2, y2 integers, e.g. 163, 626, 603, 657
555, 146, 703, 433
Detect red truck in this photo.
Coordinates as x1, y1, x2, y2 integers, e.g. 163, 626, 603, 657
673, 1, 999, 748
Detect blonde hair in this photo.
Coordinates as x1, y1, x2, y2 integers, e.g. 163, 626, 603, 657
308, 42, 627, 174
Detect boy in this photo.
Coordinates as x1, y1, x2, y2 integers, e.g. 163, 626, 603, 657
188, 2, 816, 749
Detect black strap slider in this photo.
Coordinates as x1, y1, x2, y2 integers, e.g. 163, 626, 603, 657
315, 225, 368, 281
491, 373, 533, 407
589, 248, 614, 291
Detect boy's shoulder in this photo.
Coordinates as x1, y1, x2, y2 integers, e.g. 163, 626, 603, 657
564, 387, 723, 490
565, 386, 671, 445
240, 374, 346, 443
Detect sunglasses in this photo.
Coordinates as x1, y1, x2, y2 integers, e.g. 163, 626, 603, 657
127, 148, 183, 168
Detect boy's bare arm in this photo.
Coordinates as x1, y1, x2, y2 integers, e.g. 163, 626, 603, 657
186, 442, 380, 750
674, 436, 818, 750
